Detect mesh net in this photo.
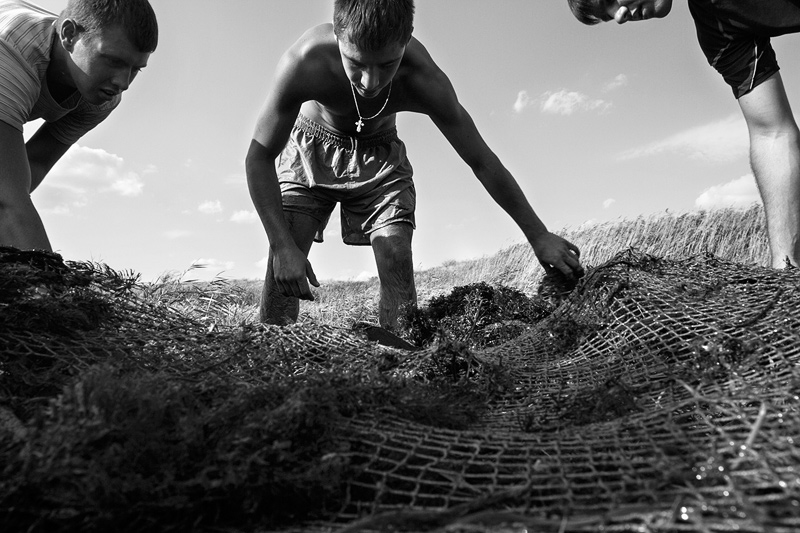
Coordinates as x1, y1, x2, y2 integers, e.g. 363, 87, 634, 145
1, 247, 799, 532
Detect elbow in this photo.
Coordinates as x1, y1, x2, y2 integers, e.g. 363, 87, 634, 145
245, 140, 272, 181
245, 140, 263, 170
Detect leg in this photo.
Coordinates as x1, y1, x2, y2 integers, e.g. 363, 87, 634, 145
738, 72, 800, 267
259, 211, 319, 324
370, 222, 416, 330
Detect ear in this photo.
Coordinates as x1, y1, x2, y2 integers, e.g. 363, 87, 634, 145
59, 19, 79, 52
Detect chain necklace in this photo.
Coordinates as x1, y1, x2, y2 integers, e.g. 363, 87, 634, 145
351, 81, 392, 133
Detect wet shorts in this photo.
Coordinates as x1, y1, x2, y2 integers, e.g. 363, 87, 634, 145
689, 0, 800, 98
277, 114, 416, 246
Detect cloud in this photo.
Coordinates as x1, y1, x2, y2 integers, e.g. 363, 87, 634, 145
230, 210, 259, 224
618, 114, 748, 163
540, 90, 611, 116
513, 91, 533, 114
198, 200, 223, 214
353, 271, 377, 282
603, 198, 616, 209
514, 88, 612, 116
110, 175, 144, 196
602, 74, 628, 93
37, 144, 146, 214
695, 174, 761, 210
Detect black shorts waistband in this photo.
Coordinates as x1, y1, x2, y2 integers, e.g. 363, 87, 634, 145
295, 114, 399, 150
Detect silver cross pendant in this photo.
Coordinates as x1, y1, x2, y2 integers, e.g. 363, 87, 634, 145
355, 118, 364, 133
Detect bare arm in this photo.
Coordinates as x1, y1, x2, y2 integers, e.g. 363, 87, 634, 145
0, 121, 53, 250
26, 125, 72, 192
420, 65, 583, 278
245, 46, 320, 299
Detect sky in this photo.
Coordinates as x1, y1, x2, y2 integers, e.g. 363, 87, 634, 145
24, 0, 800, 283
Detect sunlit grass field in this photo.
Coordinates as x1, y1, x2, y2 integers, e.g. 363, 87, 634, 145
153, 204, 768, 328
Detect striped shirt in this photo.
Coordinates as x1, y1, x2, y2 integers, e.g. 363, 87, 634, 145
0, 0, 119, 144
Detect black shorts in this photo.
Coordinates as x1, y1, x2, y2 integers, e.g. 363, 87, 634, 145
689, 0, 800, 98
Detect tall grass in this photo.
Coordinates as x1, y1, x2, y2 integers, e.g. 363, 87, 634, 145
425, 204, 768, 295
149, 206, 769, 328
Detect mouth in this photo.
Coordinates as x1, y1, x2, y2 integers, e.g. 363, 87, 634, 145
356, 86, 381, 99
100, 88, 119, 100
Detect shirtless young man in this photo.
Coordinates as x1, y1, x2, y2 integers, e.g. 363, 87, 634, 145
568, 0, 800, 268
246, 0, 583, 330
0, 0, 157, 251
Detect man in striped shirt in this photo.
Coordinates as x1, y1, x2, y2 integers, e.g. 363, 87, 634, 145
566, 0, 800, 269
0, 0, 157, 251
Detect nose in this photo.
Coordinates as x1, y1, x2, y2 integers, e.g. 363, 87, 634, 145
359, 68, 380, 92
112, 67, 134, 92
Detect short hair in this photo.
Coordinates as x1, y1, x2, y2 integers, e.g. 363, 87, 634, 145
567, 0, 605, 25
333, 0, 414, 50
58, 0, 159, 53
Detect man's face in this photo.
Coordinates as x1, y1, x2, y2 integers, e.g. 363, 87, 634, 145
66, 24, 150, 105
337, 36, 406, 99
603, 0, 673, 24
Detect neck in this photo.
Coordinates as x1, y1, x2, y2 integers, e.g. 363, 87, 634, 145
46, 32, 77, 102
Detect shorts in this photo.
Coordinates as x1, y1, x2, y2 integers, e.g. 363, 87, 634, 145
277, 114, 416, 246
689, 0, 800, 98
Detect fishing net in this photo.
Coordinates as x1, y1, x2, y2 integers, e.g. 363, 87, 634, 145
1, 246, 798, 532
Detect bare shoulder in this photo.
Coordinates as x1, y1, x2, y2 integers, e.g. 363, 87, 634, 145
275, 23, 340, 94
397, 37, 458, 115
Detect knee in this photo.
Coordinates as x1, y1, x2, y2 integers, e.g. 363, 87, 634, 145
376, 239, 411, 267
748, 113, 800, 142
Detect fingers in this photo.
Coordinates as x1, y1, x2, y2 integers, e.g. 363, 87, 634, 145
567, 241, 581, 258
272, 252, 318, 301
540, 242, 584, 280
306, 261, 320, 288
556, 255, 583, 279
614, 4, 652, 24
277, 277, 314, 301
614, 6, 631, 23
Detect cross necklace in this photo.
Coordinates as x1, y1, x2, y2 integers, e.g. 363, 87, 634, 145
350, 81, 392, 133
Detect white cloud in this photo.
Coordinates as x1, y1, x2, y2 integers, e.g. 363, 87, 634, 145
353, 271, 376, 282
540, 90, 611, 116
198, 200, 223, 214
695, 174, 761, 210
256, 256, 269, 271
513, 90, 532, 114
602, 74, 628, 93
110, 175, 144, 196
618, 114, 748, 163
603, 198, 616, 209
37, 144, 146, 214
230, 210, 259, 224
